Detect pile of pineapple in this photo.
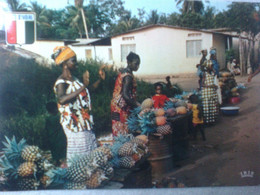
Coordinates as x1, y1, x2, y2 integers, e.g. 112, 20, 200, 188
0, 134, 149, 191
109, 134, 149, 169
0, 136, 54, 191
127, 98, 191, 135
47, 145, 114, 189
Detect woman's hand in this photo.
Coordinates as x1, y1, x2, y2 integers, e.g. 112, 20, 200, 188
83, 70, 90, 87
99, 65, 106, 80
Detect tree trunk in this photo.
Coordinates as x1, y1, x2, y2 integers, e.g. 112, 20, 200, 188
247, 33, 253, 75
239, 35, 245, 76
80, 8, 89, 39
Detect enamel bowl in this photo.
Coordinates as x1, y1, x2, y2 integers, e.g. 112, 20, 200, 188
220, 106, 240, 116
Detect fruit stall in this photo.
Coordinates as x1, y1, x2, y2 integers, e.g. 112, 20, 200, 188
126, 97, 193, 181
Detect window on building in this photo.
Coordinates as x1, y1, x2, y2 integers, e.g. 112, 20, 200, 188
186, 40, 202, 58
108, 48, 113, 61
85, 49, 92, 59
121, 44, 136, 62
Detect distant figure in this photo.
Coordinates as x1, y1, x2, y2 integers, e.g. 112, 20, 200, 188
230, 59, 241, 75
209, 48, 219, 77
188, 94, 206, 141
165, 76, 173, 89
196, 49, 208, 90
152, 83, 170, 109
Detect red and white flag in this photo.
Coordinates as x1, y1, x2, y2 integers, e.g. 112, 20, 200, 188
5, 12, 35, 45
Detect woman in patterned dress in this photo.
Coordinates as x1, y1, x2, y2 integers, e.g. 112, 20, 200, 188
111, 52, 140, 136
201, 60, 219, 124
52, 46, 105, 165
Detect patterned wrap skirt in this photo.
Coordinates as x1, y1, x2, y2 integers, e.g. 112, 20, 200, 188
63, 127, 97, 165
201, 87, 219, 124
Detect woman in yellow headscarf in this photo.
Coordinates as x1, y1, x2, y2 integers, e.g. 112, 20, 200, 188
52, 46, 105, 166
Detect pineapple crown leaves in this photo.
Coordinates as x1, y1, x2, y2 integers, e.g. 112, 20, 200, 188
138, 111, 157, 135
130, 106, 142, 115
0, 157, 18, 180
163, 100, 175, 110
67, 155, 82, 166
113, 134, 132, 144
2, 136, 27, 163
108, 155, 121, 168
45, 168, 67, 186
126, 115, 140, 132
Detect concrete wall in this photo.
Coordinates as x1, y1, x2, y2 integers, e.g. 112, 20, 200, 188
19, 40, 112, 65
19, 40, 64, 64
70, 45, 113, 64
111, 26, 214, 76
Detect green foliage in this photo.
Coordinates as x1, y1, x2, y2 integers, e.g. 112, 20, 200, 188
225, 49, 238, 63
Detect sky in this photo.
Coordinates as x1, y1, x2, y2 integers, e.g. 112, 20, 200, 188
0, 0, 258, 17
0, 0, 242, 16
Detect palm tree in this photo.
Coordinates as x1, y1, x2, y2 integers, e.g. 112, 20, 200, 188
175, 0, 205, 14
28, 2, 50, 38
146, 10, 160, 25
6, 0, 27, 11
66, 5, 85, 38
74, 0, 89, 39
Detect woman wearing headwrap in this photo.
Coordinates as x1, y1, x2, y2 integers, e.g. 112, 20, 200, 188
110, 52, 140, 136
196, 49, 208, 90
52, 46, 105, 165
201, 59, 219, 125
209, 48, 219, 77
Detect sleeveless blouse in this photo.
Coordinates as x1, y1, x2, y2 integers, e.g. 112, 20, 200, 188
54, 79, 93, 132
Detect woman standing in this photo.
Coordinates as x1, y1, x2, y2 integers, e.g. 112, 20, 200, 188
201, 60, 219, 125
196, 49, 208, 90
52, 46, 105, 165
111, 52, 140, 136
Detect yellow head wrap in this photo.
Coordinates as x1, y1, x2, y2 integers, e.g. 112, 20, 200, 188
52, 46, 76, 65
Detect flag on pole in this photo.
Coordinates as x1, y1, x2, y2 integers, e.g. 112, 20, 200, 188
5, 12, 35, 45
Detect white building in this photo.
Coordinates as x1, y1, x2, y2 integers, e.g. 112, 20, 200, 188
111, 24, 233, 76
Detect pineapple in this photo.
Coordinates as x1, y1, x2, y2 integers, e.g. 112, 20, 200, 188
17, 162, 37, 177
118, 142, 138, 156
100, 164, 114, 178
135, 135, 149, 144
66, 162, 93, 182
130, 137, 147, 149
119, 156, 135, 168
40, 175, 51, 188
17, 177, 39, 190
91, 150, 108, 167
86, 169, 107, 189
64, 181, 86, 190
156, 124, 172, 135
21, 145, 42, 162
94, 146, 113, 160
141, 98, 154, 110
35, 158, 54, 177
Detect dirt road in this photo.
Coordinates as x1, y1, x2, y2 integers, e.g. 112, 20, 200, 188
165, 74, 260, 187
